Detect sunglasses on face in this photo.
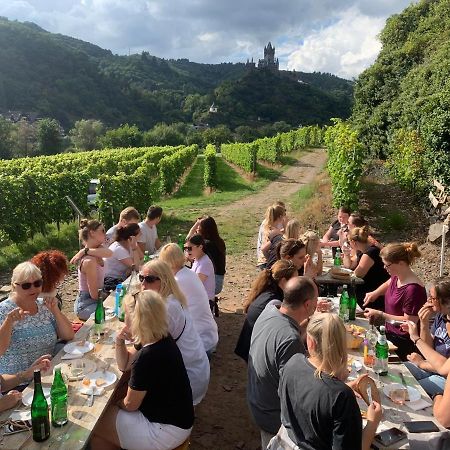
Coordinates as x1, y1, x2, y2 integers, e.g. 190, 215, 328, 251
15, 279, 43, 290
138, 274, 160, 284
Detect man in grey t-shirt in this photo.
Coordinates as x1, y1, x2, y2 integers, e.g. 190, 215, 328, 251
247, 276, 318, 449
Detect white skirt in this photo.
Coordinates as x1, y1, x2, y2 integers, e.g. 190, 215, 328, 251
116, 409, 191, 450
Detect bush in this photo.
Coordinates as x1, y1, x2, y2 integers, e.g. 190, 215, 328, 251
221, 142, 257, 173
203, 144, 217, 189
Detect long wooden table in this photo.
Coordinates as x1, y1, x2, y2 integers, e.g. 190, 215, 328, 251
0, 300, 127, 449
347, 316, 444, 449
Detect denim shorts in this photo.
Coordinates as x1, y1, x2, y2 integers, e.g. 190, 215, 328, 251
74, 291, 97, 321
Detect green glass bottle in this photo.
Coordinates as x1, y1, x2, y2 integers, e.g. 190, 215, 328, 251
143, 251, 150, 263
31, 369, 50, 442
118, 284, 127, 322
94, 288, 105, 334
339, 284, 349, 322
375, 325, 389, 376
177, 233, 184, 250
50, 365, 68, 427
334, 248, 342, 266
348, 283, 357, 321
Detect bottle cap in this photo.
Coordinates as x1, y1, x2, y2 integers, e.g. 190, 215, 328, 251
54, 364, 62, 372
343, 284, 347, 288
116, 283, 123, 289
380, 325, 385, 332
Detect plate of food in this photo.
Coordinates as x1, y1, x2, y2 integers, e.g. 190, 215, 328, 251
22, 387, 51, 407
82, 370, 117, 389
347, 357, 363, 372
64, 340, 94, 355
383, 383, 421, 403
346, 324, 366, 349
329, 267, 353, 281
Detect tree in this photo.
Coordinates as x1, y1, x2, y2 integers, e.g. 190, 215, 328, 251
0, 117, 15, 159
13, 119, 36, 157
202, 125, 233, 147
143, 123, 185, 146
100, 124, 143, 148
234, 125, 260, 143
69, 119, 104, 151
36, 118, 63, 155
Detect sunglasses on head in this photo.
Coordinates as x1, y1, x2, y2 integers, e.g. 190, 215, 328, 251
15, 279, 43, 290
184, 246, 193, 252
138, 274, 160, 284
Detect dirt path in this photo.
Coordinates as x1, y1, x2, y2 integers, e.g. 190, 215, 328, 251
191, 149, 327, 450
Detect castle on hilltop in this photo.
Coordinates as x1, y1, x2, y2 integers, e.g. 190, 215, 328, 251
246, 42, 279, 71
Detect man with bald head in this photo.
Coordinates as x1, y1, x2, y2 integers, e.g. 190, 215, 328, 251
247, 276, 318, 449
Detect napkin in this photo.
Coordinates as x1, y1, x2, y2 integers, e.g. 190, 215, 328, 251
407, 397, 432, 411
10, 410, 31, 421
61, 353, 83, 360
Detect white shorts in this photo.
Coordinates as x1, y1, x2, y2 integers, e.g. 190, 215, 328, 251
116, 409, 191, 450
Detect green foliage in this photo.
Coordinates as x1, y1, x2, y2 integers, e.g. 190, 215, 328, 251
352, 0, 450, 188
0, 117, 14, 159
221, 142, 257, 173
386, 129, 428, 196
36, 118, 63, 155
324, 119, 365, 210
203, 144, 217, 188
202, 125, 233, 147
159, 145, 199, 195
143, 122, 186, 146
101, 124, 143, 148
254, 135, 282, 163
69, 119, 104, 151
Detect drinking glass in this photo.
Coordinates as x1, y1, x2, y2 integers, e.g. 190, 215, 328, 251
373, 359, 384, 388
389, 388, 407, 422
70, 360, 84, 378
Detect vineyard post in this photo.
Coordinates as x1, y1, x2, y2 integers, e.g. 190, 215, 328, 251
65, 195, 83, 249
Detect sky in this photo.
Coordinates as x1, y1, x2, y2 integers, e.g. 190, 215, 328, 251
0, 0, 415, 80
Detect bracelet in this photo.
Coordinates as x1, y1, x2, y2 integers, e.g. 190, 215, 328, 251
413, 337, 421, 345
84, 247, 89, 256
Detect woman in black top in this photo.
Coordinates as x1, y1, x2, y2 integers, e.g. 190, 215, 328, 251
90, 290, 194, 450
276, 313, 381, 450
343, 226, 389, 310
234, 260, 298, 362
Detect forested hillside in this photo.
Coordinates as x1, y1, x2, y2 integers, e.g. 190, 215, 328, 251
0, 17, 352, 130
352, 0, 450, 190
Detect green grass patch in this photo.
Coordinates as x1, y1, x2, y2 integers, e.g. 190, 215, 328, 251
380, 211, 408, 232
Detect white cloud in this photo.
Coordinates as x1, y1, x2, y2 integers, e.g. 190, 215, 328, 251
286, 7, 385, 79
0, 0, 415, 77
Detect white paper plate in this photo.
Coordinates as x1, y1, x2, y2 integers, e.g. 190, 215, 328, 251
383, 383, 421, 402
10, 410, 31, 421
83, 370, 117, 388
64, 341, 94, 355
105, 308, 116, 321
22, 387, 51, 407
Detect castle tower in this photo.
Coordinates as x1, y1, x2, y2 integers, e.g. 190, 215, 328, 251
258, 42, 279, 71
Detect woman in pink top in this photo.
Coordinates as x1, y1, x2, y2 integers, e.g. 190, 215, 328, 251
185, 234, 216, 313
74, 219, 108, 320
363, 242, 426, 360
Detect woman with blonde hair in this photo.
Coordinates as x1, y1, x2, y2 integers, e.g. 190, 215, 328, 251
364, 242, 427, 360
91, 290, 194, 450
266, 219, 301, 269
0, 262, 74, 375
301, 230, 323, 277
274, 313, 381, 450
128, 259, 210, 405
234, 259, 298, 362
342, 226, 389, 310
258, 203, 287, 269
159, 243, 218, 356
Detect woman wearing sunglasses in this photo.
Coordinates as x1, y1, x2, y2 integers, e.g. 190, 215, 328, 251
185, 234, 216, 313
0, 262, 74, 376
116, 259, 210, 405
159, 243, 218, 356
404, 279, 450, 397
91, 290, 194, 450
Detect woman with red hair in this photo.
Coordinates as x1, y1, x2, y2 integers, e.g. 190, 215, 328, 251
31, 250, 69, 310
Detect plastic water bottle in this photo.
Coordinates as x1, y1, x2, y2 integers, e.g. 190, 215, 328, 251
115, 283, 123, 317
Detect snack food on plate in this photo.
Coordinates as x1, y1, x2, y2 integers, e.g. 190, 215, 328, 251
82, 378, 90, 387
329, 267, 352, 281
345, 324, 365, 349
357, 375, 380, 405
95, 378, 106, 387
390, 387, 409, 401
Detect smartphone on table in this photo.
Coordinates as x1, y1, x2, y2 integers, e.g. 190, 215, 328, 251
403, 421, 440, 433
373, 427, 407, 447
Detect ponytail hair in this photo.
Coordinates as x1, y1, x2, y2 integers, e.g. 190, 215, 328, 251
276, 239, 305, 260
307, 313, 347, 379
348, 226, 369, 244
244, 259, 297, 312
264, 204, 286, 231
380, 242, 421, 265
79, 219, 103, 242
284, 219, 301, 240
